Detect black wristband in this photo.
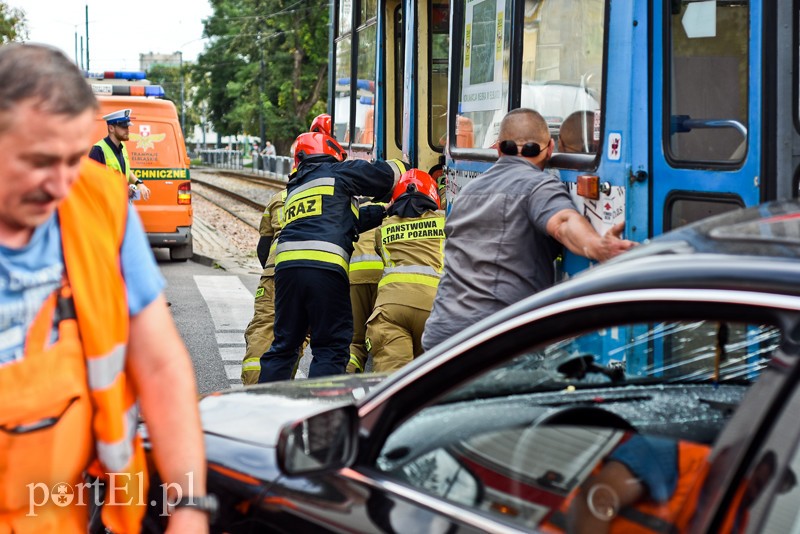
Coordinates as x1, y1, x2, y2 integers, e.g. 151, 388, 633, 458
135, 179, 144, 185
173, 495, 219, 522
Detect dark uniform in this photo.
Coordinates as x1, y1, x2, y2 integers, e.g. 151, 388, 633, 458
241, 190, 285, 384
258, 158, 404, 382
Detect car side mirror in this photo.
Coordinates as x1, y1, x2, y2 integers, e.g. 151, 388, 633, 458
276, 404, 359, 476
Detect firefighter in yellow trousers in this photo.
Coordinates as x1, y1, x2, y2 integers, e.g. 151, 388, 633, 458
347, 207, 385, 373
366, 170, 445, 373
241, 190, 286, 384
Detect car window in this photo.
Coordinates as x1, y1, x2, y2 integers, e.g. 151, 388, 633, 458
374, 320, 782, 532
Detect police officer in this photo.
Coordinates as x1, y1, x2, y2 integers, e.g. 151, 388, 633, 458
366, 169, 445, 373
347, 200, 386, 373
88, 108, 151, 201
258, 132, 405, 382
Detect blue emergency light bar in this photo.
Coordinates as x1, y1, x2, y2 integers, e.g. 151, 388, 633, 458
337, 78, 375, 92
84, 70, 147, 81
90, 84, 166, 98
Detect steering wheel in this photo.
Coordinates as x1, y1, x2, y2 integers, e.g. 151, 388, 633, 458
507, 405, 636, 507
537, 406, 636, 432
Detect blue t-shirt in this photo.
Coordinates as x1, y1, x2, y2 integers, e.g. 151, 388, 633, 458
608, 435, 679, 503
0, 208, 165, 366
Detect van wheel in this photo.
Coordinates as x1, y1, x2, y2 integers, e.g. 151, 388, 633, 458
170, 235, 193, 262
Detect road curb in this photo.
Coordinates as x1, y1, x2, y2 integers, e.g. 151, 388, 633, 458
191, 252, 217, 267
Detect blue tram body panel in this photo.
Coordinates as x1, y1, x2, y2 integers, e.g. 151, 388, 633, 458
328, 0, 797, 375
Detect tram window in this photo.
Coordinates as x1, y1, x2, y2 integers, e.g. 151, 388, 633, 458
521, 0, 604, 157
394, 7, 404, 149
430, 2, 450, 150
338, 0, 352, 36
361, 0, 378, 23
455, 0, 513, 150
666, 194, 744, 231
666, 1, 749, 165
354, 22, 377, 148
334, 35, 352, 144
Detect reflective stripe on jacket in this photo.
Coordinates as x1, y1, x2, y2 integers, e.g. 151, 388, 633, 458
93, 138, 131, 179
275, 159, 404, 277
374, 210, 445, 310
60, 158, 148, 533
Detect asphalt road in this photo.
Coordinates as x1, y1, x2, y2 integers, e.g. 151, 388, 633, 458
157, 248, 316, 394
157, 249, 259, 394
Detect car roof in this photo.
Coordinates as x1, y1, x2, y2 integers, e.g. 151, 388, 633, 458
610, 199, 800, 260
417, 200, 800, 363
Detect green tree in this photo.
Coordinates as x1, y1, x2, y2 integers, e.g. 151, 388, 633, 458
196, 0, 329, 154
147, 64, 200, 137
0, 2, 28, 43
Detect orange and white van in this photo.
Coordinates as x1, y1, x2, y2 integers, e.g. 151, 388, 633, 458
91, 86, 193, 261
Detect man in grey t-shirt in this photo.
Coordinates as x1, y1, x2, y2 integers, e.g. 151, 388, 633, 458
422, 108, 635, 351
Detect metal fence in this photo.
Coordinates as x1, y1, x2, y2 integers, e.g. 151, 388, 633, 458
195, 149, 293, 180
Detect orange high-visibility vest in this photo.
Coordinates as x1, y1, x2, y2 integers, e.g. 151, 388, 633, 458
543, 440, 710, 533
60, 158, 148, 533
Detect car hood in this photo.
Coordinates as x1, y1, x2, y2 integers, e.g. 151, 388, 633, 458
199, 374, 388, 447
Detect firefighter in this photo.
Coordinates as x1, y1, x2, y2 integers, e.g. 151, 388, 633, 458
366, 169, 445, 373
241, 189, 287, 384
347, 200, 386, 373
257, 132, 406, 382
310, 113, 332, 136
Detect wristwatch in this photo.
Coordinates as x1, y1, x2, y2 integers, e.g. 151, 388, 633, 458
135, 179, 144, 185
172, 494, 219, 522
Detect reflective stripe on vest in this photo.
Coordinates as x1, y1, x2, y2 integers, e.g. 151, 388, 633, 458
85, 343, 126, 390
350, 253, 384, 272
95, 403, 140, 472
275, 239, 351, 271
60, 158, 147, 533
94, 139, 130, 177
379, 265, 441, 289
285, 177, 335, 205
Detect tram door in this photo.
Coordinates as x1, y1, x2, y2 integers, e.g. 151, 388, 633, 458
648, 0, 761, 236
400, 0, 450, 180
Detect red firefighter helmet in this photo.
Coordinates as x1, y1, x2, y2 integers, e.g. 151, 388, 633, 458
309, 113, 332, 136
392, 169, 440, 209
292, 131, 345, 168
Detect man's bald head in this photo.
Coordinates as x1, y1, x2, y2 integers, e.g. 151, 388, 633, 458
559, 110, 598, 153
498, 108, 551, 146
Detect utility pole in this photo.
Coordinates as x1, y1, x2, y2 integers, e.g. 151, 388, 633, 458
85, 5, 89, 70
74, 29, 78, 65
179, 51, 185, 135
80, 37, 84, 70
257, 0, 265, 151
259, 49, 265, 150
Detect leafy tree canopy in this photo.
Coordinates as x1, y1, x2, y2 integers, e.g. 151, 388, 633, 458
194, 0, 329, 153
0, 2, 28, 44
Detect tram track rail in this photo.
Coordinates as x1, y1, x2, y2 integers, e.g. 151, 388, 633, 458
192, 177, 268, 212
191, 168, 287, 231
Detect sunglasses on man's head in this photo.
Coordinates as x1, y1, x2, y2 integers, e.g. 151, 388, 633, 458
498, 139, 544, 157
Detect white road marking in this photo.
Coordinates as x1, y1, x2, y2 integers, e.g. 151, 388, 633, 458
195, 275, 253, 386
216, 332, 245, 345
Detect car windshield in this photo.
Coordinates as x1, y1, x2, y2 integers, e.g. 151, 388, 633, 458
376, 319, 787, 532
443, 320, 781, 403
